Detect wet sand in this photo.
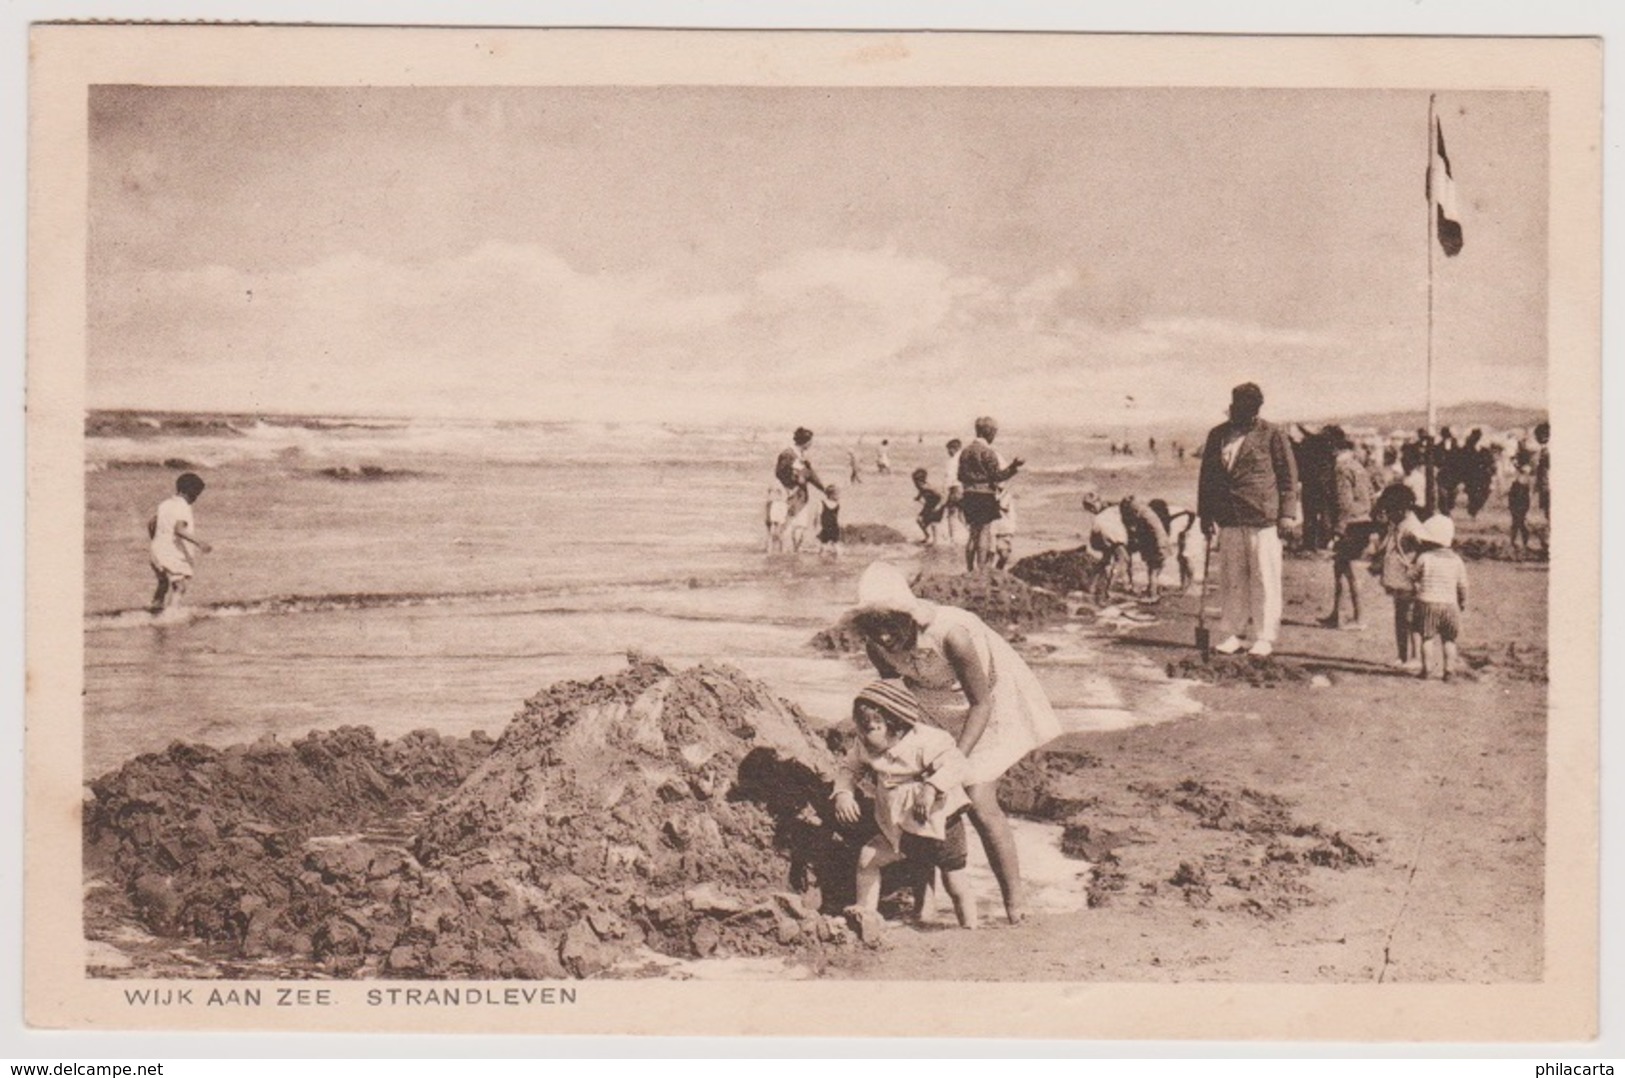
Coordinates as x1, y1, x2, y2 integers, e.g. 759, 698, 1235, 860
826, 545, 1546, 982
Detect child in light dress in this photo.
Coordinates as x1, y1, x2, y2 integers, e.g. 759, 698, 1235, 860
764, 484, 789, 553
832, 679, 977, 939
148, 472, 212, 613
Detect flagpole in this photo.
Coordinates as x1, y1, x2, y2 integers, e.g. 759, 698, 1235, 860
1424, 93, 1438, 513
1426, 93, 1437, 438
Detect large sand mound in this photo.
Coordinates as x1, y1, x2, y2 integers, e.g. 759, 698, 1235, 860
85, 655, 864, 979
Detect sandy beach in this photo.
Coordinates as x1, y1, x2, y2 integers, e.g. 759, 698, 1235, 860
828, 544, 1546, 982
79, 429, 1548, 986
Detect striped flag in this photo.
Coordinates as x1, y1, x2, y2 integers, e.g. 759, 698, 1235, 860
1427, 118, 1464, 257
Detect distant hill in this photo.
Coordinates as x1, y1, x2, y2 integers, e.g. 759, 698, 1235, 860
1302, 401, 1547, 435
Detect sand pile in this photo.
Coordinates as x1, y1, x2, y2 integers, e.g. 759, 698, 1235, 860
1009, 547, 1101, 597
1165, 654, 1316, 688
85, 656, 866, 979
810, 569, 1068, 654
84, 726, 493, 946
839, 523, 912, 546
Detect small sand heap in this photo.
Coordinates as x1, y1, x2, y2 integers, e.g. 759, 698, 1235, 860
1009, 547, 1100, 597
1165, 654, 1315, 688
85, 656, 867, 978
839, 523, 912, 546
812, 570, 1069, 654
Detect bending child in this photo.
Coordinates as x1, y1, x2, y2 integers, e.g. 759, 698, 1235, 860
832, 679, 977, 939
911, 468, 945, 546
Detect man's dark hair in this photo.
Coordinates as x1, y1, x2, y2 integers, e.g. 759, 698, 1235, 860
176, 473, 206, 498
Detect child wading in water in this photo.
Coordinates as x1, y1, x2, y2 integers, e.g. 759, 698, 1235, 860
1411, 513, 1469, 681
817, 483, 843, 558
911, 468, 945, 545
147, 472, 212, 613
832, 679, 977, 940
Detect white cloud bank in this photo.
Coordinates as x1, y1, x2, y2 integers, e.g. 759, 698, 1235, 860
90, 241, 1538, 430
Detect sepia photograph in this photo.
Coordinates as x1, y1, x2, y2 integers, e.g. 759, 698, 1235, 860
24, 26, 1602, 1040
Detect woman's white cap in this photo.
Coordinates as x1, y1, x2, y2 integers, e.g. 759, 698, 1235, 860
855, 561, 920, 615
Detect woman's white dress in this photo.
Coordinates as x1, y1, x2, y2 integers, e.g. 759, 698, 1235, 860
878, 603, 1061, 786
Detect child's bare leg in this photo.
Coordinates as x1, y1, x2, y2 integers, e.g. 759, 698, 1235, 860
853, 837, 901, 914
1418, 635, 1435, 679
1442, 639, 1460, 679
939, 867, 978, 929
911, 866, 938, 924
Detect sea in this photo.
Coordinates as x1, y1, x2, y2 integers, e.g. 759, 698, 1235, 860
83, 412, 1200, 780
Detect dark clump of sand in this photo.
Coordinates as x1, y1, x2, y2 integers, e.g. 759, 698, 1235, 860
1008, 546, 1100, 596
1456, 536, 1547, 563
1164, 654, 1318, 688
809, 569, 1069, 654
315, 465, 426, 482
838, 523, 912, 546
85, 655, 874, 979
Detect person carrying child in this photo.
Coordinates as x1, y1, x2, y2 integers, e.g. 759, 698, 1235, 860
1369, 483, 1425, 670
911, 468, 945, 545
832, 679, 977, 939
1410, 513, 1468, 681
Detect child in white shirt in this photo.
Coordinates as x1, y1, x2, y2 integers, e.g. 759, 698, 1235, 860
832, 679, 977, 936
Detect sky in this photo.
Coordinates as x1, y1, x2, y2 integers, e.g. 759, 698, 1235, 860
87, 85, 1548, 430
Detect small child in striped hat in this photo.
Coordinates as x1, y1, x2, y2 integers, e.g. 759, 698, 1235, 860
832, 678, 977, 938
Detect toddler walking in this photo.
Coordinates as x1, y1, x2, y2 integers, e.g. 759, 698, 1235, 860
1411, 514, 1468, 681
832, 679, 977, 939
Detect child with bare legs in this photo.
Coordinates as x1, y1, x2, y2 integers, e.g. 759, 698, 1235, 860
832, 679, 977, 940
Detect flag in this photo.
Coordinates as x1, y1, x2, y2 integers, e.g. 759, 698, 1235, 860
1427, 118, 1464, 257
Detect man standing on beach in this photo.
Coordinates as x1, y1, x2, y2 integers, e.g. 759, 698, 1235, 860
957, 416, 1023, 573
1197, 383, 1300, 657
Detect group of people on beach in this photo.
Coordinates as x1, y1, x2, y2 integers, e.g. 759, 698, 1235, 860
1086, 381, 1502, 680
771, 418, 1026, 575
768, 427, 844, 558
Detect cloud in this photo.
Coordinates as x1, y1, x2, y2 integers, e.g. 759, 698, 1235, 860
88, 240, 1537, 428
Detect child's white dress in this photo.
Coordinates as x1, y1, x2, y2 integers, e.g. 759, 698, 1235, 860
835, 723, 970, 848
876, 603, 1063, 786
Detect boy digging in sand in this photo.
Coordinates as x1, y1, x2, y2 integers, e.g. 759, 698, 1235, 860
147, 472, 212, 613
833, 679, 977, 940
